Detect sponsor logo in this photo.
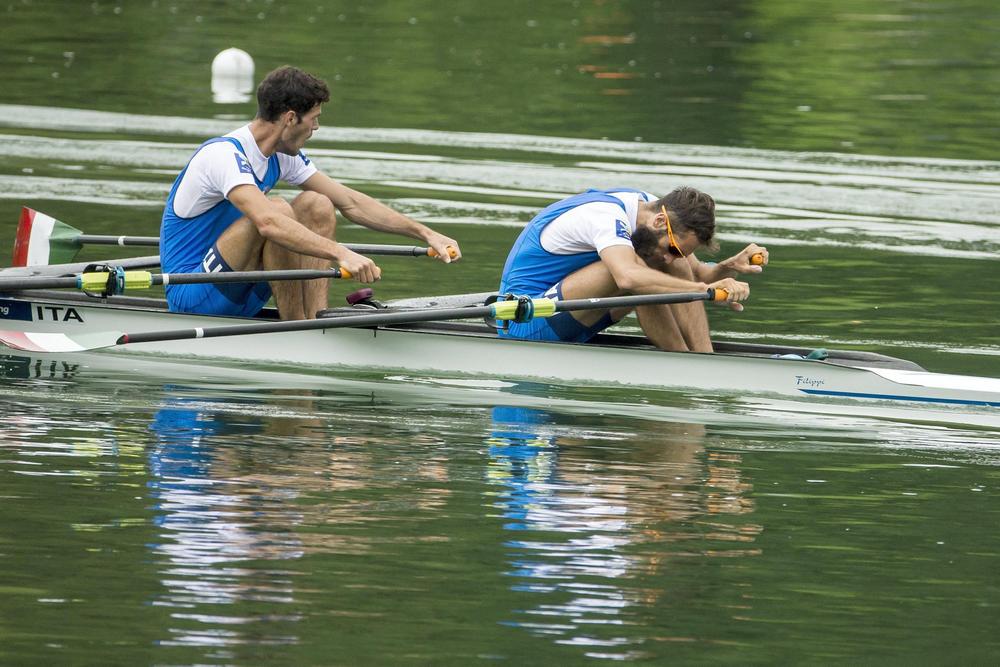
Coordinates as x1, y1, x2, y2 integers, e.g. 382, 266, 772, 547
234, 152, 253, 175
299, 151, 311, 166
615, 219, 631, 240
0, 299, 33, 321
795, 375, 825, 387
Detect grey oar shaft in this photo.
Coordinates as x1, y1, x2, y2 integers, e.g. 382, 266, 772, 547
158, 269, 346, 285
121, 305, 494, 345
77, 234, 159, 247
555, 291, 714, 312
0, 276, 79, 291
0, 268, 348, 292
74, 236, 431, 256
118, 291, 717, 346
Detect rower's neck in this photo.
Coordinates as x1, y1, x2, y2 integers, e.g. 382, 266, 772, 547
248, 118, 281, 157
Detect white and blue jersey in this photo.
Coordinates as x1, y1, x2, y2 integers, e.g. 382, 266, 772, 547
498, 188, 654, 342
159, 124, 316, 316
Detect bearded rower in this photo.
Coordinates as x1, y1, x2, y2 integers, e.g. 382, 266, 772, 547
497, 187, 765, 352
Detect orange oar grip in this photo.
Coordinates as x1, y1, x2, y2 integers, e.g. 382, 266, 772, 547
428, 245, 458, 259
711, 288, 729, 301
338, 268, 352, 279
750, 253, 765, 265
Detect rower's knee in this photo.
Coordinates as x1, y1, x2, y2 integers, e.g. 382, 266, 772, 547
667, 258, 695, 280
268, 196, 296, 219
291, 191, 336, 235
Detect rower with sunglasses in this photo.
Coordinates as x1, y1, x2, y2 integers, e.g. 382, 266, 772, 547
497, 186, 765, 352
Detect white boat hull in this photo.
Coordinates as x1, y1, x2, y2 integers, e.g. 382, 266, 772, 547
1, 291, 998, 417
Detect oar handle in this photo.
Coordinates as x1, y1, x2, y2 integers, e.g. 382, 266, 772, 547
750, 253, 764, 265
339, 268, 352, 279
427, 245, 458, 259
710, 288, 730, 301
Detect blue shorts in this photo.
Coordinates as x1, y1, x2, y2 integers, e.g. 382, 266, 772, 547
497, 282, 615, 343
164, 244, 272, 317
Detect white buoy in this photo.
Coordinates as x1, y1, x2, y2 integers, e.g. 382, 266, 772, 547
211, 48, 254, 104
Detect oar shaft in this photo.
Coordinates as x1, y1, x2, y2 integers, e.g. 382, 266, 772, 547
120, 304, 492, 345
77, 234, 159, 247
117, 290, 720, 346
0, 276, 79, 291
555, 291, 718, 313
71, 235, 438, 257
0, 268, 350, 293
156, 268, 348, 286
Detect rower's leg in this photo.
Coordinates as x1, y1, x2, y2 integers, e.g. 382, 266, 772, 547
213, 213, 268, 272
635, 304, 696, 352
213, 196, 331, 320
637, 257, 712, 352
552, 256, 711, 352
556, 261, 623, 326
263, 192, 337, 320
554, 260, 689, 350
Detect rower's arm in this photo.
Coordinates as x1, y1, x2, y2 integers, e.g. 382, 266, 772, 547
599, 246, 707, 294
600, 246, 750, 304
692, 243, 769, 282
227, 184, 380, 282
300, 172, 461, 262
228, 184, 337, 257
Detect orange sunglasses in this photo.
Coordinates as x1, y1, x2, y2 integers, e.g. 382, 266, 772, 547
661, 205, 686, 258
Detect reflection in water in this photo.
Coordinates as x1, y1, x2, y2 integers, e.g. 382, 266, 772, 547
142, 386, 457, 652
3, 352, 1000, 663
486, 406, 760, 658
147, 395, 304, 648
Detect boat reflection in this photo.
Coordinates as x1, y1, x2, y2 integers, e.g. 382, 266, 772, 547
486, 404, 761, 657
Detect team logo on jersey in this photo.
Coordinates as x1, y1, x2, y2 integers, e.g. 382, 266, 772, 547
615, 219, 631, 240
298, 151, 311, 166
234, 152, 253, 175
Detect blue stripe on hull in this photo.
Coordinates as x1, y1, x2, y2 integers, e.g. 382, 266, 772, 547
799, 388, 998, 407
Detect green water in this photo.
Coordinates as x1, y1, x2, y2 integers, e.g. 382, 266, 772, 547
4, 0, 999, 158
1, 1, 999, 664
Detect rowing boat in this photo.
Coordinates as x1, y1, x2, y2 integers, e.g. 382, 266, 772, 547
1, 287, 997, 419
2, 211, 997, 418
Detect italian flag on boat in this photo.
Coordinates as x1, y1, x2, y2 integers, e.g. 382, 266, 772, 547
12, 207, 82, 267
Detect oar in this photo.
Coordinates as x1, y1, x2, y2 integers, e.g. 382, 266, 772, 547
0, 267, 355, 295
67, 236, 452, 257
12, 207, 456, 266
0, 289, 730, 353
0, 254, 162, 279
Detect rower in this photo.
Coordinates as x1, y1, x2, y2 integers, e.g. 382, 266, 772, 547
159, 65, 461, 321
497, 187, 767, 352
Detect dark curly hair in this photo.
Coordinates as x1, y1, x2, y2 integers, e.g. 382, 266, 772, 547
256, 66, 331, 121
655, 187, 717, 249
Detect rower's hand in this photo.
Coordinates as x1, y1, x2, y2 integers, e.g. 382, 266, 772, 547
425, 232, 462, 264
338, 249, 381, 283
708, 277, 750, 312
723, 243, 768, 274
